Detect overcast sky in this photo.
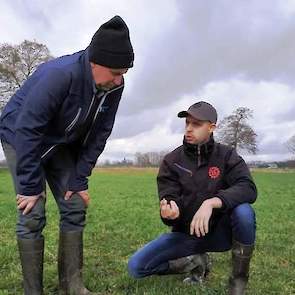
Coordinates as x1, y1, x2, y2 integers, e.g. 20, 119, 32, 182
0, 0, 295, 163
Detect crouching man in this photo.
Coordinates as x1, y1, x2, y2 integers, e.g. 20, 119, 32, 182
128, 101, 257, 295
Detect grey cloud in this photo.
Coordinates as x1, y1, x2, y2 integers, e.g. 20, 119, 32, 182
1, 0, 294, 161
6, 1, 52, 34
273, 107, 295, 123
120, 1, 295, 117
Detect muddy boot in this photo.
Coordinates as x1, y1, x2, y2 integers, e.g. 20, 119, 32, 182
182, 253, 211, 284
228, 240, 254, 295
18, 237, 44, 295
58, 231, 97, 295
165, 253, 211, 284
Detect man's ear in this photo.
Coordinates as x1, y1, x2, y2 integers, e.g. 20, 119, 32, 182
90, 62, 100, 70
209, 123, 216, 133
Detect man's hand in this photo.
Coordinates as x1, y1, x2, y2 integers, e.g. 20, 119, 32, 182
160, 198, 180, 220
65, 190, 90, 207
16, 194, 42, 215
190, 197, 222, 237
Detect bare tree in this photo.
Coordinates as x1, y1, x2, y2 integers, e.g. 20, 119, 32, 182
286, 135, 295, 155
0, 40, 53, 111
216, 107, 258, 154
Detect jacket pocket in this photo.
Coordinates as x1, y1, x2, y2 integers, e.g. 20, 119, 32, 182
174, 163, 193, 177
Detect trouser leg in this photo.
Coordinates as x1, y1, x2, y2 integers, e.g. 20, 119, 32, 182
1, 140, 46, 294
44, 146, 95, 295
127, 230, 229, 279
229, 204, 256, 295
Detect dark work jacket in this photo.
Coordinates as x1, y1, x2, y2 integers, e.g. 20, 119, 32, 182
157, 135, 257, 234
0, 49, 124, 196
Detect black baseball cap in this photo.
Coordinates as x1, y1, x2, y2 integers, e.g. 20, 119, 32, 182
178, 101, 217, 123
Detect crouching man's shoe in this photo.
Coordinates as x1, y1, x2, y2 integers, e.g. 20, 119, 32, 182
166, 253, 211, 284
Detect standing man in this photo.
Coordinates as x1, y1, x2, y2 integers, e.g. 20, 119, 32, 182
0, 15, 134, 295
128, 102, 257, 295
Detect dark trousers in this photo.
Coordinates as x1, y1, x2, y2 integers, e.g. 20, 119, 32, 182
128, 203, 256, 278
1, 140, 86, 239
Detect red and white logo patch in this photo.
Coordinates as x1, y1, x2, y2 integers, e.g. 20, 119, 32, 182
208, 166, 220, 179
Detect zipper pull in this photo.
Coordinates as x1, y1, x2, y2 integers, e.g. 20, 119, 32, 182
197, 145, 201, 167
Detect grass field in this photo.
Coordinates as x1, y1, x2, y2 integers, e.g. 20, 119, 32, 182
0, 168, 294, 295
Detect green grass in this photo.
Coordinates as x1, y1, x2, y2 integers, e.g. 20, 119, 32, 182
0, 168, 294, 294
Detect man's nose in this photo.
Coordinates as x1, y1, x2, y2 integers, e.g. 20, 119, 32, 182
186, 124, 193, 132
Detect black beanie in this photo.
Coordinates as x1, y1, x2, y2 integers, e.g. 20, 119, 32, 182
88, 15, 134, 69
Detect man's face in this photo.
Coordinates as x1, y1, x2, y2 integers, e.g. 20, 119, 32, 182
184, 115, 216, 144
90, 63, 128, 91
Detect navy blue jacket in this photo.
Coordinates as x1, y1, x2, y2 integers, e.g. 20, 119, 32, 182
0, 49, 124, 196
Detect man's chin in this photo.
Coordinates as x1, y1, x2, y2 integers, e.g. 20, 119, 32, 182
97, 86, 111, 91
185, 137, 199, 144
185, 137, 197, 144
96, 84, 115, 91
101, 87, 111, 91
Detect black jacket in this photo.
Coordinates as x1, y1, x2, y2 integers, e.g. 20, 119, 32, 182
157, 135, 257, 234
0, 49, 124, 196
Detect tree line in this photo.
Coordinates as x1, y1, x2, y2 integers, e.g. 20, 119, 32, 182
1, 40, 295, 165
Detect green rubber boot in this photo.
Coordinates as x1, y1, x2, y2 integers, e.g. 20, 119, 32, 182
58, 231, 98, 295
18, 237, 44, 295
229, 240, 254, 295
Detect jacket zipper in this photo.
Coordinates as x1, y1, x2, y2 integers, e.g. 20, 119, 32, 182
41, 84, 123, 158
174, 163, 193, 176
84, 94, 96, 121
197, 145, 201, 167
41, 144, 59, 159
82, 84, 124, 146
42, 107, 82, 159
82, 93, 107, 146
65, 107, 82, 132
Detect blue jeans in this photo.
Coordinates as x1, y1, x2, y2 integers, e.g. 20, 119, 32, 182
2, 140, 87, 239
128, 204, 256, 278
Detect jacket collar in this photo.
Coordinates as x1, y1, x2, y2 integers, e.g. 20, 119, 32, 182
183, 133, 215, 166
66, 48, 93, 96
83, 47, 95, 93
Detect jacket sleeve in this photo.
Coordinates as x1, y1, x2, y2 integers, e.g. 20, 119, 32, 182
216, 148, 257, 212
15, 68, 69, 196
68, 90, 123, 192
157, 157, 183, 226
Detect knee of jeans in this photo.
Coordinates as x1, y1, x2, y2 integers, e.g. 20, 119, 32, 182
60, 208, 86, 230
60, 211, 86, 230
16, 223, 46, 239
60, 194, 86, 229
127, 255, 146, 279
231, 203, 256, 228
17, 216, 46, 239
17, 197, 46, 234
24, 217, 46, 232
